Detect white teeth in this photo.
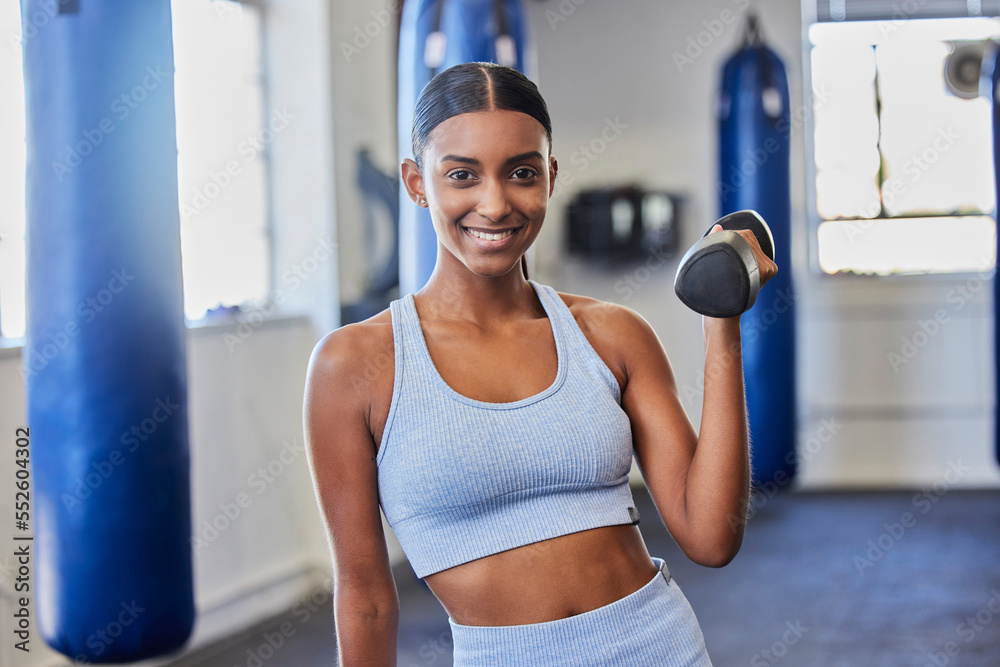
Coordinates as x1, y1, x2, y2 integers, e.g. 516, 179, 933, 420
467, 228, 515, 241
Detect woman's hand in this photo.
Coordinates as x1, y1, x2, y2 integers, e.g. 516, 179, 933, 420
702, 223, 779, 335
708, 222, 779, 288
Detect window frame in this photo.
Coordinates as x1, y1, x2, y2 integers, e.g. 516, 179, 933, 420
801, 2, 1000, 280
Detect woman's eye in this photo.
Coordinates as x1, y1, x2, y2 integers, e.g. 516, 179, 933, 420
512, 168, 537, 179
449, 170, 474, 181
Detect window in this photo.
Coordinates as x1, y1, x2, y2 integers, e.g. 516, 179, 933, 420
808, 16, 999, 275
0, 2, 27, 340
172, 0, 271, 321
0, 0, 270, 339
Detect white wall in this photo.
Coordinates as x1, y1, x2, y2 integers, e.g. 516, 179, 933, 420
266, 0, 341, 337
327, 0, 401, 306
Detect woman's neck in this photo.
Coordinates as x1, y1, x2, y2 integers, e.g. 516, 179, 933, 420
415, 263, 540, 328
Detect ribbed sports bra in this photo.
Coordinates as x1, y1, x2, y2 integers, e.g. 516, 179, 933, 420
376, 279, 639, 578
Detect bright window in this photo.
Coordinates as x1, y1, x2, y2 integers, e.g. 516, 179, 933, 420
172, 0, 270, 321
809, 18, 999, 275
0, 2, 27, 340
0, 0, 270, 339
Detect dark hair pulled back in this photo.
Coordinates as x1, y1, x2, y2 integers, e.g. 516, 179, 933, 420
411, 62, 552, 169
410, 63, 551, 281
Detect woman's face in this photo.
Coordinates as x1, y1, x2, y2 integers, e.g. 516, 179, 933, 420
404, 109, 557, 279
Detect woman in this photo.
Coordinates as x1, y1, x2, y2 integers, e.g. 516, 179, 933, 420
303, 62, 776, 666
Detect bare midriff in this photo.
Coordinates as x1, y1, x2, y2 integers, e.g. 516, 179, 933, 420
423, 523, 660, 626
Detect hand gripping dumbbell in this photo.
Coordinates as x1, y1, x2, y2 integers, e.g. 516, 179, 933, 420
673, 210, 775, 318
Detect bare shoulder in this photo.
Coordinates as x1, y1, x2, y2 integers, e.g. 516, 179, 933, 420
551, 288, 663, 386
308, 309, 393, 388
553, 289, 657, 345
305, 308, 395, 437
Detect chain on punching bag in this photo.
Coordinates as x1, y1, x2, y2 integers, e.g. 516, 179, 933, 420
717, 14, 797, 484
398, 0, 534, 295
22, 0, 194, 661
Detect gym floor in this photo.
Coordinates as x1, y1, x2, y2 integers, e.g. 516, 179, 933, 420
164, 486, 1000, 666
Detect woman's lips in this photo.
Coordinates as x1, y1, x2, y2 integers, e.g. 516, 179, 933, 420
462, 225, 522, 248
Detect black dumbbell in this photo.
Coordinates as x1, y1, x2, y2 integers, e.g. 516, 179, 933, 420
673, 210, 775, 318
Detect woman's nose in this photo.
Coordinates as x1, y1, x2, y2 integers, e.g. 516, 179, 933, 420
475, 180, 511, 222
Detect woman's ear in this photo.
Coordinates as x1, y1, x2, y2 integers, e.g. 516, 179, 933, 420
547, 156, 559, 197
401, 158, 427, 206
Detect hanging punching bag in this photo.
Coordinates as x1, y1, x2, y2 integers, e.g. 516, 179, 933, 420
717, 15, 797, 484
991, 45, 1000, 466
22, 0, 194, 661
398, 0, 533, 295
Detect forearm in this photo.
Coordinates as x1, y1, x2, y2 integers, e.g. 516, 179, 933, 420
335, 590, 400, 667
682, 315, 751, 564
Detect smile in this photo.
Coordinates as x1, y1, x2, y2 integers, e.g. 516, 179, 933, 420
466, 228, 515, 241
462, 226, 521, 242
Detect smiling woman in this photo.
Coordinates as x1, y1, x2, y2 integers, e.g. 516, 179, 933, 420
403, 107, 551, 281
303, 62, 771, 666
405, 63, 555, 282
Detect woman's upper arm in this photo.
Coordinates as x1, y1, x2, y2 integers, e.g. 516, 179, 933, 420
598, 305, 699, 538
303, 327, 397, 600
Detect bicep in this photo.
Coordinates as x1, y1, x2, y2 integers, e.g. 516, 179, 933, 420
303, 333, 396, 598
616, 310, 698, 533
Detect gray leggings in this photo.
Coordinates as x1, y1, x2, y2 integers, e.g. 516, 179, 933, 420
448, 557, 713, 666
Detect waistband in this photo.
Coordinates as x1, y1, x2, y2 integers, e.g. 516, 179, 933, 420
448, 557, 712, 666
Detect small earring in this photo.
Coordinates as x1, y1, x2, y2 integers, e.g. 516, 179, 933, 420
418, 198, 426, 206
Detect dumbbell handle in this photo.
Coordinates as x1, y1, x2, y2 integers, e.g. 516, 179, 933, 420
707, 210, 774, 261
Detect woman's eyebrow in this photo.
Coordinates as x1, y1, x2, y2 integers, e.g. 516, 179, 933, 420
504, 151, 544, 164
439, 151, 544, 166
440, 154, 479, 165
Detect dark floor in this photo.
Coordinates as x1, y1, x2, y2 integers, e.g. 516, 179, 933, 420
166, 488, 1000, 666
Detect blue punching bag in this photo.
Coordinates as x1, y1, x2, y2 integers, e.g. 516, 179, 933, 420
398, 0, 533, 294
22, 0, 194, 661
717, 15, 797, 483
